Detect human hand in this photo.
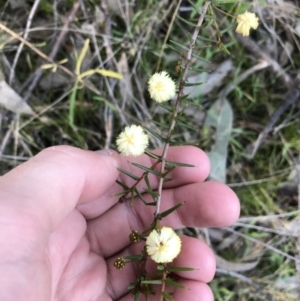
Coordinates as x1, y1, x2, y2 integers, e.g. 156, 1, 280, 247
0, 145, 239, 301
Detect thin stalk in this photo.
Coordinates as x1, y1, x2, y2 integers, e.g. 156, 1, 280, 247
154, 1, 211, 217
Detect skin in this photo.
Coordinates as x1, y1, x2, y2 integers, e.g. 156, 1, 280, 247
0, 145, 240, 301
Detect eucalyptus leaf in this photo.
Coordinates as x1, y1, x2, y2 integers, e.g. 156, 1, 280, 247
204, 98, 233, 183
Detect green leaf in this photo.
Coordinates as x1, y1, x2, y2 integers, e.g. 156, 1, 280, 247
188, 66, 210, 72
144, 151, 161, 160
148, 119, 170, 129
161, 291, 174, 301
141, 280, 162, 285
134, 292, 140, 301
166, 44, 184, 55
165, 160, 195, 168
214, 0, 239, 3
68, 81, 78, 126
162, 165, 176, 177
180, 99, 203, 108
165, 278, 186, 289
176, 15, 197, 27
191, 51, 210, 63
176, 120, 200, 132
143, 126, 167, 142
179, 93, 190, 101
130, 190, 135, 206
167, 266, 195, 272
135, 188, 156, 206
158, 102, 174, 113
169, 39, 189, 51
186, 0, 202, 15
144, 188, 159, 199
93, 96, 116, 110
184, 81, 205, 87
131, 162, 161, 176
157, 264, 165, 271
169, 141, 200, 147
123, 254, 144, 260
114, 190, 129, 197
115, 180, 129, 189
144, 174, 152, 190
117, 168, 139, 181
127, 283, 136, 290
158, 202, 184, 219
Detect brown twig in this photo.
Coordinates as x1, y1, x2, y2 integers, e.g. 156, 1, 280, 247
21, 2, 80, 103
101, 0, 120, 148
251, 74, 300, 157
156, 0, 182, 72
154, 1, 212, 217
235, 33, 293, 88
9, 0, 41, 86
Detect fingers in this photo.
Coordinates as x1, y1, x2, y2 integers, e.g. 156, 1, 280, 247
87, 181, 239, 257
0, 145, 210, 241
77, 146, 210, 219
105, 236, 215, 300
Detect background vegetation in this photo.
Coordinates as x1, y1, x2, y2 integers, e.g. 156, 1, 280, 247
0, 0, 299, 300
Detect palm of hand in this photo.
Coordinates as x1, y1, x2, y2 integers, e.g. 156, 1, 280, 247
0, 146, 239, 301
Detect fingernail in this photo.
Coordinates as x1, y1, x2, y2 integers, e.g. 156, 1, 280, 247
95, 149, 114, 156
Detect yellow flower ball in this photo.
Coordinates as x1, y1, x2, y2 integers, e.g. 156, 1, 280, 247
116, 125, 149, 157
146, 227, 181, 263
148, 71, 176, 103
236, 11, 259, 37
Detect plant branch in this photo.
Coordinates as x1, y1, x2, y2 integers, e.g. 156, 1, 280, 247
154, 1, 211, 217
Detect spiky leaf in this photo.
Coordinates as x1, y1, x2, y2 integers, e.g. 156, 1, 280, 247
161, 291, 174, 301
131, 162, 161, 176
117, 168, 139, 181
165, 278, 186, 289
158, 202, 184, 219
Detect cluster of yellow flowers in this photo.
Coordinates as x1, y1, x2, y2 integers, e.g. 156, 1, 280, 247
146, 227, 181, 263
236, 11, 259, 37
116, 71, 176, 157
